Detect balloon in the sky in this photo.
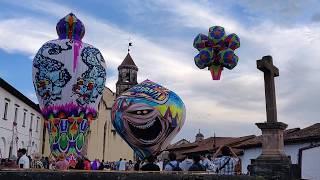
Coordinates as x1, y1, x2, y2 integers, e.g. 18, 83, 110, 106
193, 33, 209, 50
194, 47, 213, 69
32, 13, 106, 165
208, 26, 225, 45
193, 26, 240, 80
111, 80, 186, 159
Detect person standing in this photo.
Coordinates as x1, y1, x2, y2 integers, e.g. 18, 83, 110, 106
213, 146, 239, 175
140, 155, 160, 171
164, 152, 181, 171
55, 153, 69, 170
156, 159, 163, 171
180, 155, 193, 171
134, 159, 141, 171
91, 159, 100, 170
201, 155, 215, 171
83, 157, 91, 170
18, 148, 30, 169
75, 158, 85, 170
41, 157, 49, 169
98, 160, 105, 170
16, 149, 22, 165
31, 153, 44, 169
116, 158, 122, 170
127, 160, 134, 171
119, 158, 127, 171
188, 154, 205, 171
49, 157, 56, 170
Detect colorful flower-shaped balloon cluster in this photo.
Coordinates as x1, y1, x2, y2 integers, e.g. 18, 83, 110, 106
193, 26, 240, 80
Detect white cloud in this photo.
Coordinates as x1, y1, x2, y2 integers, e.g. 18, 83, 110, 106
0, 18, 54, 55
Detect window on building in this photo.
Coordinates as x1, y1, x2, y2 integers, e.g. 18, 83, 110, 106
3, 98, 10, 120
36, 117, 40, 132
30, 113, 34, 131
14, 104, 19, 124
22, 109, 27, 127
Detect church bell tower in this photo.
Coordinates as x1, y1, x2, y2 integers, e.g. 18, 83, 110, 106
116, 52, 138, 96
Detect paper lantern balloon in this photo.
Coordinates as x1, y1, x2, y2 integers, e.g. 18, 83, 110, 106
193, 33, 209, 50
32, 13, 106, 165
194, 48, 214, 69
111, 80, 186, 159
193, 25, 240, 80
208, 26, 225, 45
224, 33, 240, 50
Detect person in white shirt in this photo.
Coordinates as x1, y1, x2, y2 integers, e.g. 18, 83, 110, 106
201, 155, 215, 171
213, 146, 239, 175
164, 152, 181, 171
180, 155, 193, 171
119, 158, 127, 171
18, 148, 30, 169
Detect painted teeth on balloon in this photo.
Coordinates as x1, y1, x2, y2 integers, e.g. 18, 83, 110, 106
140, 139, 155, 143
134, 119, 156, 129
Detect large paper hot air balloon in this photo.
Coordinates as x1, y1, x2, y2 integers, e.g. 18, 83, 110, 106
32, 13, 106, 165
111, 80, 186, 159
193, 26, 240, 80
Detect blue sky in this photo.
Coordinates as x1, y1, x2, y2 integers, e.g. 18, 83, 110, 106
1, 0, 320, 142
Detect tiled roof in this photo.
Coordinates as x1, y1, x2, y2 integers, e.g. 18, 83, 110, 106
166, 135, 255, 159
118, 53, 138, 69
285, 123, 320, 142
235, 124, 320, 149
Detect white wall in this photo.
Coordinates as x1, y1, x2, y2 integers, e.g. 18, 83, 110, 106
240, 147, 261, 173
284, 143, 310, 164
240, 142, 317, 174
0, 86, 43, 158
301, 146, 320, 180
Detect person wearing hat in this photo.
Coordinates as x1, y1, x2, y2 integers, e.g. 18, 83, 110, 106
55, 153, 69, 170
31, 153, 44, 169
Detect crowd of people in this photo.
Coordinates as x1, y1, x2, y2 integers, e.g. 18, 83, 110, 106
0, 146, 241, 175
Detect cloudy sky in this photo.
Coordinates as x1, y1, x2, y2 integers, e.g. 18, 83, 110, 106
0, 0, 320, 142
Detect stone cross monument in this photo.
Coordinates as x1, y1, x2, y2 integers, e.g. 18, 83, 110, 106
249, 56, 295, 179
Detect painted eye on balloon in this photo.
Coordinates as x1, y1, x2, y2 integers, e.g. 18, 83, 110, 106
128, 109, 153, 115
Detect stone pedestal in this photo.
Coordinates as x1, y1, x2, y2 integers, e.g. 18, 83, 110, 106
249, 122, 297, 179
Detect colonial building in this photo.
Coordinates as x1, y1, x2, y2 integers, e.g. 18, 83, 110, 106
0, 78, 44, 158
235, 123, 320, 179
168, 124, 320, 179
43, 52, 137, 161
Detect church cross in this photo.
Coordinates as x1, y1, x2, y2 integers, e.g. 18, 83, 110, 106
257, 56, 279, 123
127, 37, 132, 52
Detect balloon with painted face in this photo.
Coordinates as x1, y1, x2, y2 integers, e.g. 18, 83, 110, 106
32, 13, 106, 165
111, 80, 186, 159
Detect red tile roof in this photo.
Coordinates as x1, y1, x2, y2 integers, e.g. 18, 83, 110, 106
235, 124, 320, 149
167, 123, 320, 158
166, 135, 255, 159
